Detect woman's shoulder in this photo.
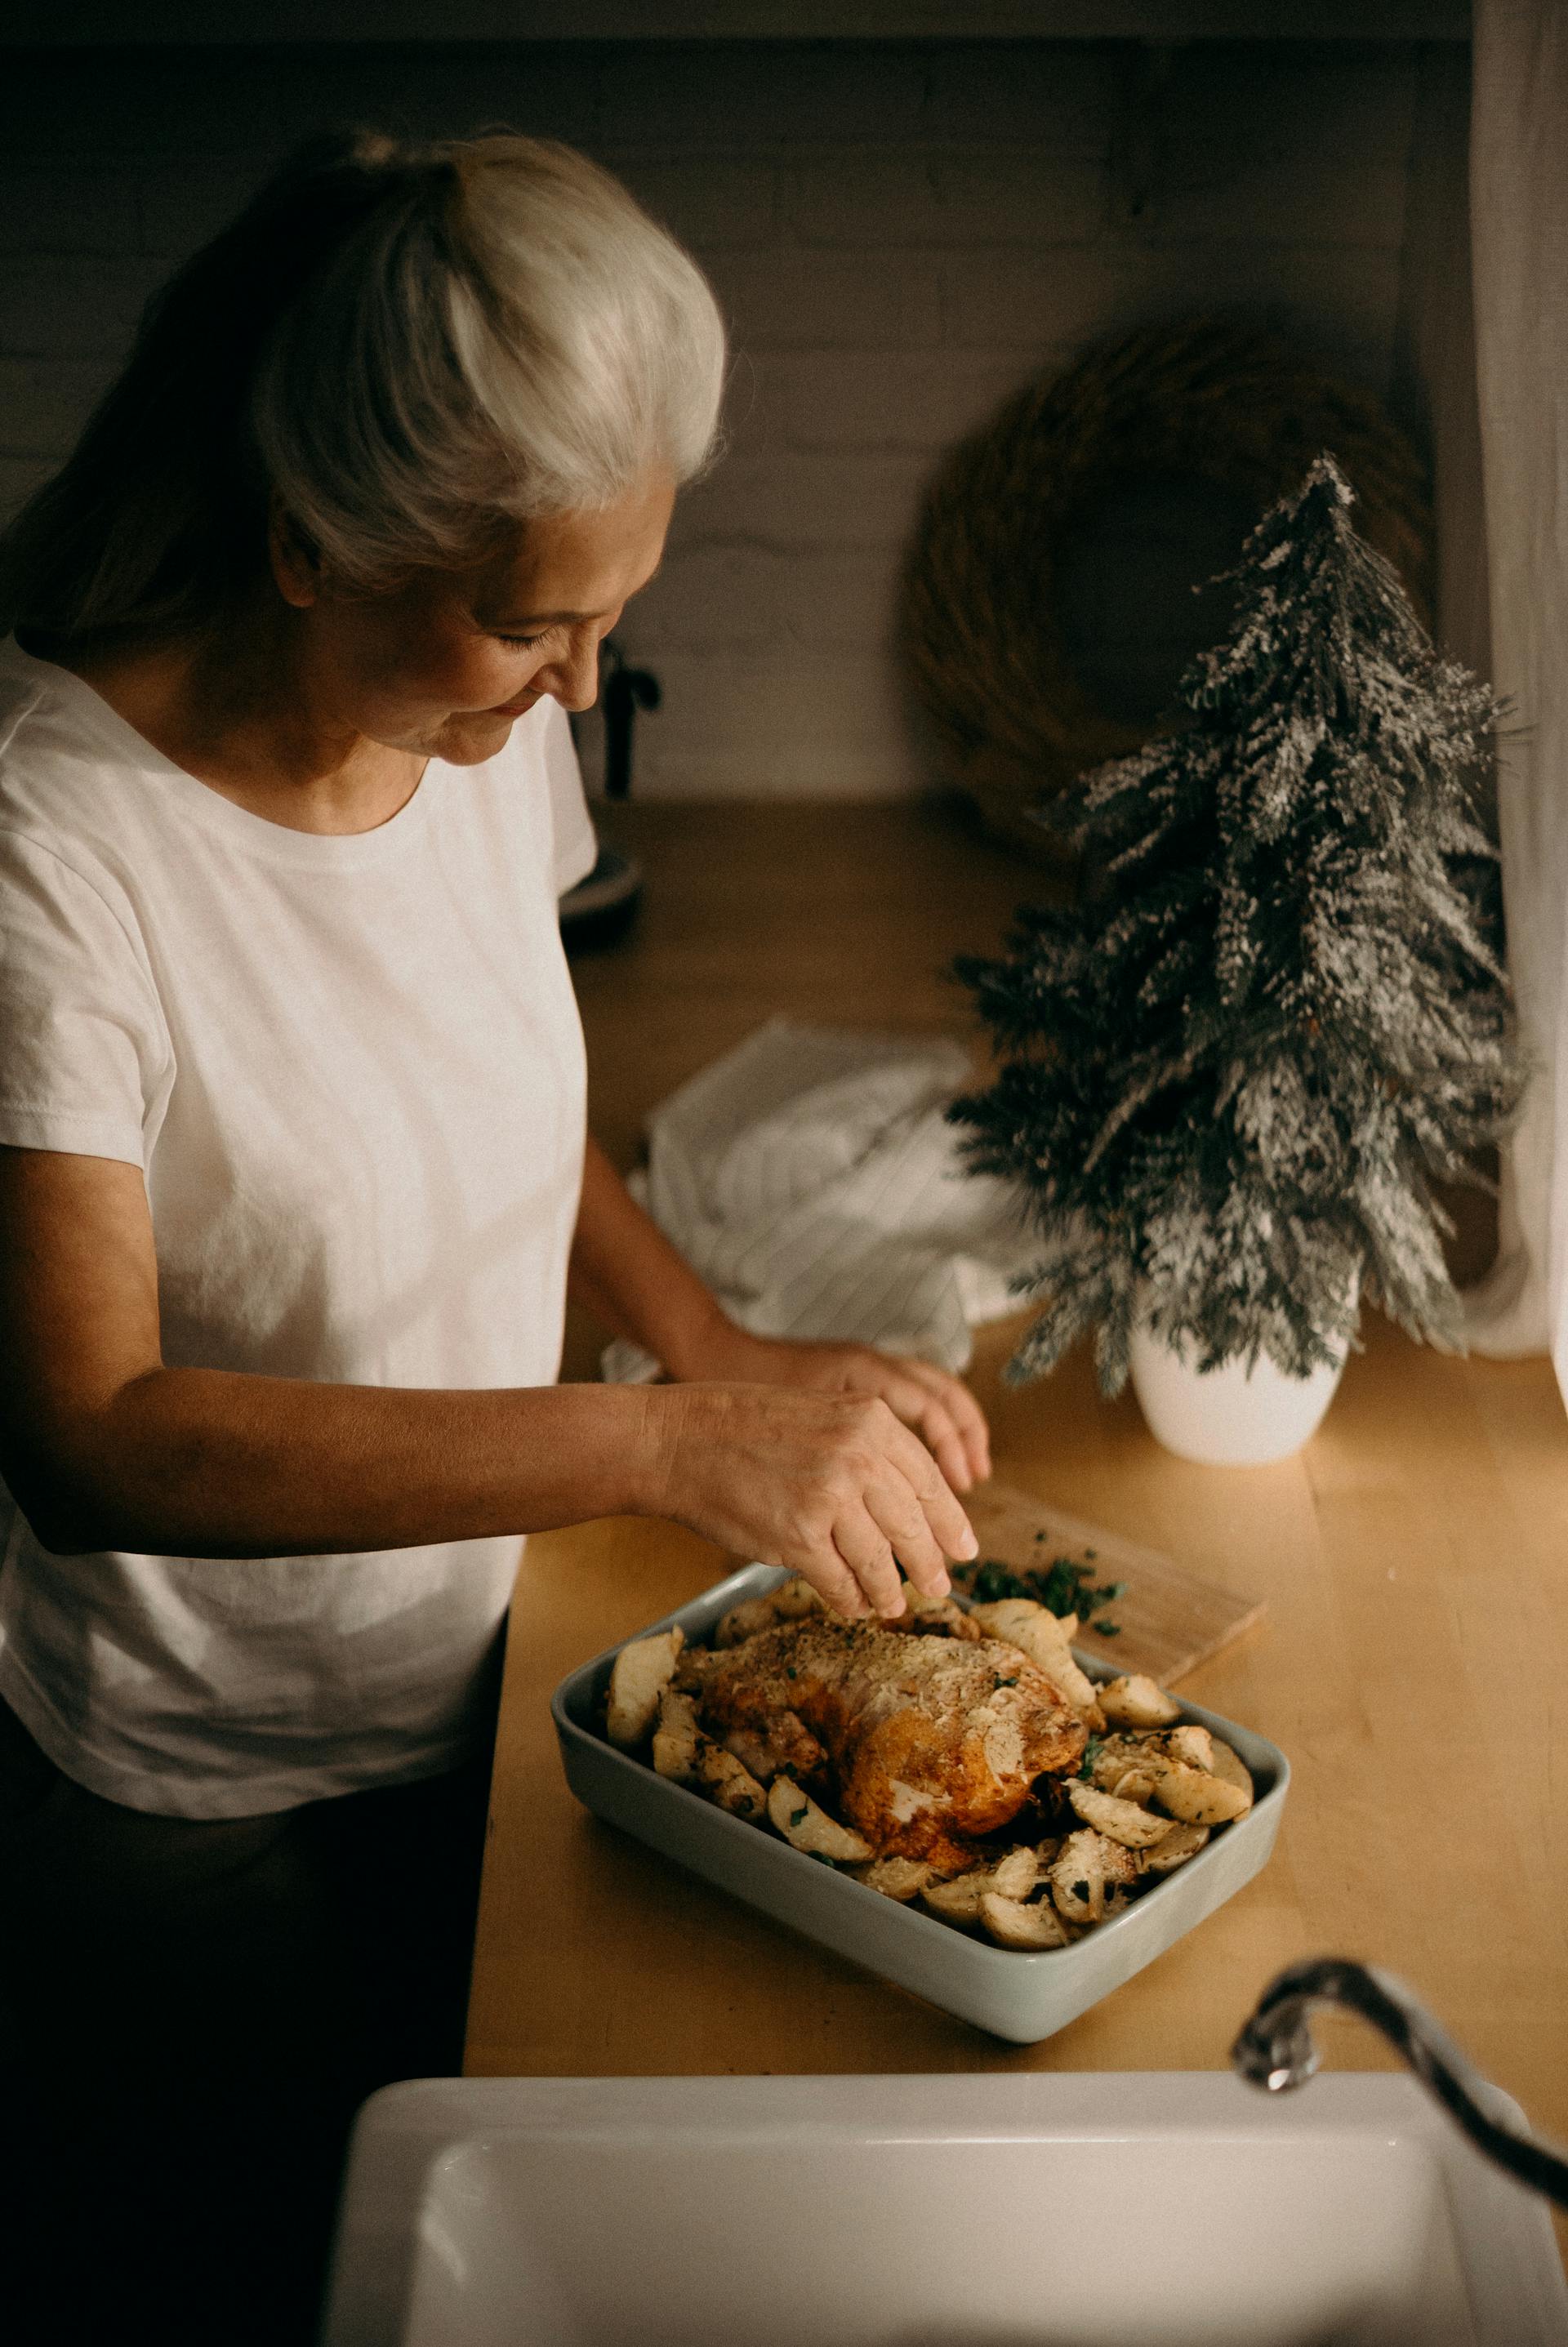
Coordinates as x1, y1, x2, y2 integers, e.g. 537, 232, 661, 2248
0, 635, 59, 771
0, 637, 169, 875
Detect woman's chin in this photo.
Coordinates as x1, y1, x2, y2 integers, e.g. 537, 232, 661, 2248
430, 707, 522, 764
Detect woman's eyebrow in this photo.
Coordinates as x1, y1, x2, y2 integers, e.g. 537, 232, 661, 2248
488, 606, 595, 628
485, 559, 664, 631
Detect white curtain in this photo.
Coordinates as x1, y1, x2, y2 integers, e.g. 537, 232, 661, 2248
1459, 0, 1568, 1396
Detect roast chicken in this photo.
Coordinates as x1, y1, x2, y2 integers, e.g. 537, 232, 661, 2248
693, 1616, 1086, 1873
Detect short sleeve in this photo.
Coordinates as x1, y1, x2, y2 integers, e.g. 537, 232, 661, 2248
541, 699, 599, 896
0, 830, 172, 1167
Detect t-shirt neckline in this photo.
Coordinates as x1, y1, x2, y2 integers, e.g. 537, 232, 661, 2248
2, 635, 439, 871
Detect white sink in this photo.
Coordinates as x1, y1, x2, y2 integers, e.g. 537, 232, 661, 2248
320, 2073, 1568, 2347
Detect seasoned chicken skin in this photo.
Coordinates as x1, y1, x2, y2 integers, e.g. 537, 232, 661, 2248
698, 1619, 1085, 1870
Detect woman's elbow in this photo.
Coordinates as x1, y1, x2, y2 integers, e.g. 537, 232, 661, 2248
2, 1442, 163, 1557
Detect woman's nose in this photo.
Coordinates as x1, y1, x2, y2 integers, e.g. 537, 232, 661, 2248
541, 632, 602, 714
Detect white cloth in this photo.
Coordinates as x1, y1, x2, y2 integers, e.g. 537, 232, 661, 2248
1462, 1, 1568, 1390
0, 639, 596, 1817
600, 1018, 1041, 1385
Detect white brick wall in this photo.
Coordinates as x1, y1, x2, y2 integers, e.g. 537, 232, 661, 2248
0, 38, 1430, 801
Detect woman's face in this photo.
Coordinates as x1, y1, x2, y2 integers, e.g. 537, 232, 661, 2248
284, 470, 676, 765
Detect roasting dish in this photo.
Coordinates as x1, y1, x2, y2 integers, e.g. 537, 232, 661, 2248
552, 1561, 1289, 2042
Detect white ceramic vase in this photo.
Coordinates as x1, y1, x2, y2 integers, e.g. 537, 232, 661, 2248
1128, 1322, 1348, 1467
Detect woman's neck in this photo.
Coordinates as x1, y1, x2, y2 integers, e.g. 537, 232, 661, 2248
39, 613, 425, 838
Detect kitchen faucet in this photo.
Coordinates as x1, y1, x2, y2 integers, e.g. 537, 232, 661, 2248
1232, 1956, 1568, 2211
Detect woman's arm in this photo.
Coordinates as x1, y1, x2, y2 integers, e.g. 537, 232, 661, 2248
567, 1133, 737, 1379
569, 1135, 992, 1492
0, 1147, 973, 1616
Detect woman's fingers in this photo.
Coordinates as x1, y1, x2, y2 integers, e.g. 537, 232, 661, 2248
813, 1414, 974, 1617
860, 1365, 969, 1491
878, 1361, 990, 1490
878, 1410, 977, 1579
829, 1512, 906, 1619
898, 1358, 992, 1485
805, 1547, 874, 1620
848, 1356, 991, 1494
648, 1382, 977, 1619
862, 1481, 948, 1594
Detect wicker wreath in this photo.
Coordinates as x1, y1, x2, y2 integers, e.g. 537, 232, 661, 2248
900, 314, 1434, 862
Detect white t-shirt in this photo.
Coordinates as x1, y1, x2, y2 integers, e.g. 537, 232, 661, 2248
0, 637, 596, 1818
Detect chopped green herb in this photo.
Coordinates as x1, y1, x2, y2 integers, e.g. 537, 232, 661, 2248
1077, 1734, 1104, 1782
808, 1850, 839, 1868
1092, 1619, 1122, 1637
1085, 1548, 1098, 1560
790, 1806, 808, 1828
995, 1675, 1018, 1689
957, 1552, 1125, 1635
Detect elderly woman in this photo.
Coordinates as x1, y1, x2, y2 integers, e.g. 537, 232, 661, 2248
0, 132, 988, 2344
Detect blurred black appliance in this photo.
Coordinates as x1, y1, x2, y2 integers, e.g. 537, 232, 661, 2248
559, 639, 660, 952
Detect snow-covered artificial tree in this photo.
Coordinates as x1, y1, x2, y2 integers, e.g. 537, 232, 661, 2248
951, 452, 1524, 1394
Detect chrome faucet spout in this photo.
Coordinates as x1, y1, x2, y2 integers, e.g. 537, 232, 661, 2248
1231, 1957, 1568, 2211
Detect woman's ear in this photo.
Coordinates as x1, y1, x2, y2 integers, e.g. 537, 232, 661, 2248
268, 495, 321, 608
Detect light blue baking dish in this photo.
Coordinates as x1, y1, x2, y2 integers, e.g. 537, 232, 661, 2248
551, 1561, 1289, 2043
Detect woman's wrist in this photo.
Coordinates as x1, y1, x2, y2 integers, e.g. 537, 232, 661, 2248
653, 1301, 764, 1385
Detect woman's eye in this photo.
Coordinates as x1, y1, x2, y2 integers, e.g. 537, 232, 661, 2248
494, 630, 546, 649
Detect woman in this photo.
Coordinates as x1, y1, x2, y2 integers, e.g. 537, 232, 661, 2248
0, 131, 988, 2342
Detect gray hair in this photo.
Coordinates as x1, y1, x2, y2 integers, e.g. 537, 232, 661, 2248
0, 129, 726, 644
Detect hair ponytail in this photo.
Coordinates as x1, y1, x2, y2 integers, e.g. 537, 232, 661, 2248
0, 127, 724, 650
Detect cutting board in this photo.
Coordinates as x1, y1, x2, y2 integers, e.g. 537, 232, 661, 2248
958, 1478, 1264, 1686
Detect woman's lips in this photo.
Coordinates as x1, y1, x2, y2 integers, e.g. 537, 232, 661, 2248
491, 697, 538, 716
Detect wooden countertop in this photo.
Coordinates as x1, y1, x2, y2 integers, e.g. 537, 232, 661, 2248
464, 802, 1568, 2253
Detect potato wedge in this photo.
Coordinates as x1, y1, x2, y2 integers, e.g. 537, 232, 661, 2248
714, 1596, 780, 1648
771, 1575, 824, 1621
1166, 1723, 1214, 1772
650, 1688, 702, 1784
975, 1608, 1104, 1729
1205, 1736, 1254, 1811
920, 1843, 1039, 1924
1138, 1822, 1210, 1875
766, 1775, 873, 1864
920, 1871, 990, 1924
988, 1845, 1041, 1901
1067, 1780, 1172, 1848
969, 1600, 1077, 1636
697, 1741, 768, 1821
1107, 1766, 1160, 1805
969, 1598, 1049, 1641
1098, 1672, 1182, 1729
1149, 1757, 1250, 1827
606, 1627, 684, 1748
979, 1891, 1071, 1951
849, 1855, 933, 1904
1036, 1651, 1105, 1730
1089, 1733, 1162, 1793
1049, 1828, 1138, 1926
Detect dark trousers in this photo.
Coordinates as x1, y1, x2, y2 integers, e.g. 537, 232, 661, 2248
0, 1692, 495, 2347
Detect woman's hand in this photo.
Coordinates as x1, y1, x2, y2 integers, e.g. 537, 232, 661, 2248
567, 1151, 991, 1614
636, 1378, 979, 1623
668, 1322, 991, 1495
